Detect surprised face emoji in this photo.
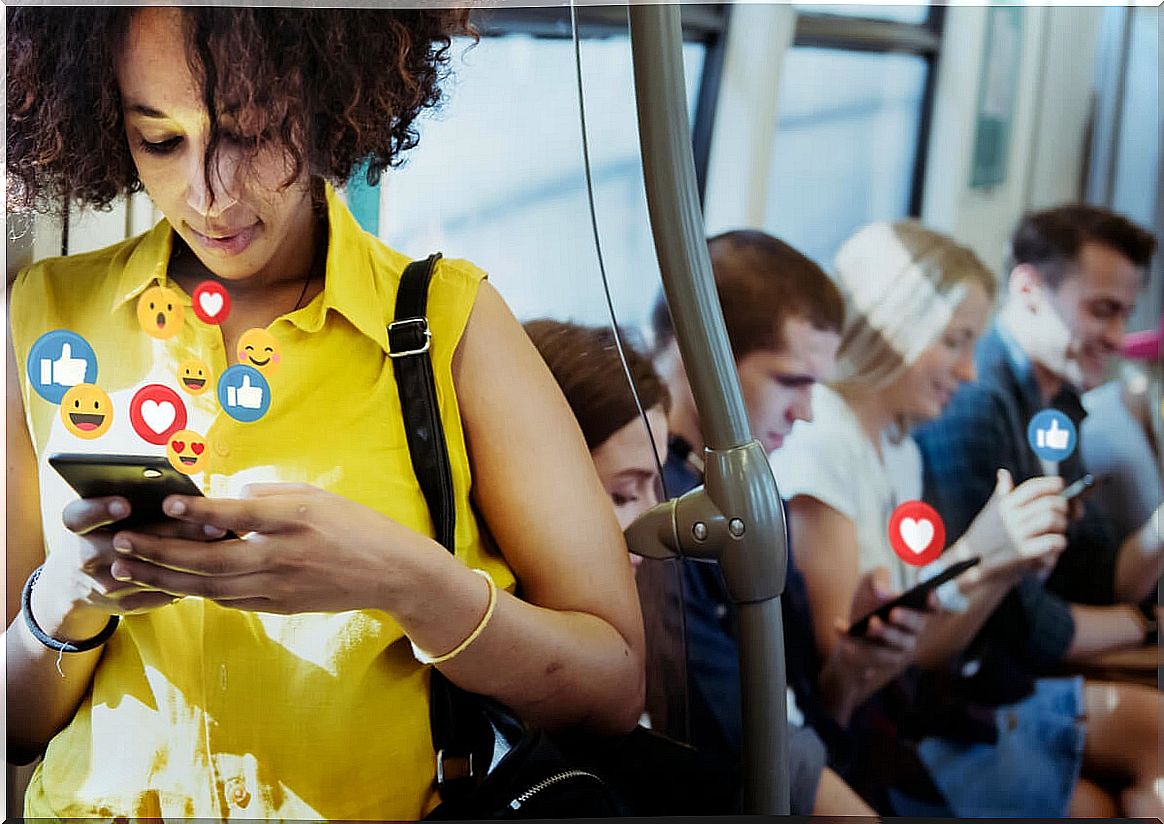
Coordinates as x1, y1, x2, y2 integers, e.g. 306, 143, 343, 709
166, 429, 208, 475
60, 384, 113, 439
137, 286, 185, 340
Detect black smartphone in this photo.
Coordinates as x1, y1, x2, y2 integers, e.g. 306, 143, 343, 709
1061, 473, 1106, 502
48, 452, 208, 531
847, 556, 981, 637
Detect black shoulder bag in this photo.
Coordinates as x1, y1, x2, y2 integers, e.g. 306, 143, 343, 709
390, 255, 738, 819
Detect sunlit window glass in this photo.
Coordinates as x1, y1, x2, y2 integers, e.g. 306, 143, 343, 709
764, 46, 926, 268
380, 35, 705, 328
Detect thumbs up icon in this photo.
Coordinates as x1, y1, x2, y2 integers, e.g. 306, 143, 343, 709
218, 364, 270, 422
236, 376, 263, 409
27, 330, 99, 405
1036, 418, 1070, 451
40, 343, 89, 387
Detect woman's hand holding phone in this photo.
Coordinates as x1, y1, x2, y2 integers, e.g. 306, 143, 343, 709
957, 469, 1069, 586
818, 566, 933, 725
32, 496, 229, 644
104, 483, 434, 616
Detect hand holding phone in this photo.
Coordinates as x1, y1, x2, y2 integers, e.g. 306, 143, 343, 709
49, 453, 222, 533
847, 557, 981, 637
33, 453, 231, 622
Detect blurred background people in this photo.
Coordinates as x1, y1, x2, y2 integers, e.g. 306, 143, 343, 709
1081, 316, 1163, 547
525, 317, 875, 816
649, 231, 936, 813
775, 220, 1162, 817
916, 205, 1161, 616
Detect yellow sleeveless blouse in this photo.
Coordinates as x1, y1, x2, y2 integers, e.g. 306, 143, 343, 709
10, 185, 515, 819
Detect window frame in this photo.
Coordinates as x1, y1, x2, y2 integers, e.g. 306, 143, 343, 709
791, 5, 946, 216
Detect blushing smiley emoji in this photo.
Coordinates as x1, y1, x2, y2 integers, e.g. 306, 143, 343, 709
178, 357, 212, 395
237, 328, 281, 375
137, 285, 185, 340
166, 429, 208, 475
60, 384, 113, 439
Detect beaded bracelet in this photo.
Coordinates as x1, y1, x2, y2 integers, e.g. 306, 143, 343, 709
411, 569, 497, 666
22, 566, 119, 654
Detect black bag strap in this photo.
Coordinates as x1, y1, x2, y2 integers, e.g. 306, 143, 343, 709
389, 253, 455, 549
390, 253, 488, 801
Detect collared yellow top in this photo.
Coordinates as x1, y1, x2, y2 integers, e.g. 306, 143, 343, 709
10, 185, 516, 819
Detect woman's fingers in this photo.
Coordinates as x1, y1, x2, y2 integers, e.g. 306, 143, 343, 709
109, 554, 262, 601
62, 496, 130, 536
111, 531, 265, 577
1007, 475, 1064, 506
161, 494, 283, 534
864, 616, 917, 653
137, 518, 229, 542
1022, 533, 1067, 558
1013, 499, 1068, 539
885, 605, 928, 635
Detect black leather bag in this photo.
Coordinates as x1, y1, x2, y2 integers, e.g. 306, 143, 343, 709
390, 255, 737, 819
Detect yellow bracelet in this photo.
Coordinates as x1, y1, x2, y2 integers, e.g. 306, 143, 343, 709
410, 569, 497, 666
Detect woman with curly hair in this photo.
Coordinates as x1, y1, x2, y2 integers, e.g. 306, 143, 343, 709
6, 8, 645, 818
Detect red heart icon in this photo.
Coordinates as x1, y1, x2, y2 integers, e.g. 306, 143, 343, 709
191, 442, 205, 455
171, 440, 186, 453
130, 384, 187, 445
887, 500, 946, 566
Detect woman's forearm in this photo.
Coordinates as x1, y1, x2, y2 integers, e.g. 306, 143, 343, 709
1114, 512, 1164, 604
6, 596, 105, 763
1064, 604, 1145, 660
386, 539, 645, 735
913, 551, 1020, 670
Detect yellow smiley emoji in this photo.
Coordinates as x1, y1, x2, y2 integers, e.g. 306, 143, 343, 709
178, 357, 212, 395
60, 384, 113, 439
137, 285, 185, 340
166, 429, 209, 475
237, 328, 281, 375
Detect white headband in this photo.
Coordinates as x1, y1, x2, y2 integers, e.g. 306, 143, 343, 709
835, 223, 968, 366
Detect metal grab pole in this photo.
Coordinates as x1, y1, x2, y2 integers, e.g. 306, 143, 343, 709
627, 5, 790, 815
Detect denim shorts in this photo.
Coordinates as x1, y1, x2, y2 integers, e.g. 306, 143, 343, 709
890, 676, 1087, 817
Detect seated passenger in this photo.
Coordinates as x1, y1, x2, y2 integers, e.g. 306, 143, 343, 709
522, 321, 669, 544
6, 9, 645, 818
777, 220, 1163, 818
648, 231, 935, 812
525, 317, 875, 816
915, 205, 1161, 612
1081, 317, 1163, 546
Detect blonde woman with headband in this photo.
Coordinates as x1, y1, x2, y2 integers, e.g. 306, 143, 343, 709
769, 221, 1157, 818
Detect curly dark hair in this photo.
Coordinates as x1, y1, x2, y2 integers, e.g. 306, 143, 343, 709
6, 7, 473, 214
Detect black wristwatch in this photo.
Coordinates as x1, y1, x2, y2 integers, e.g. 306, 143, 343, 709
1134, 602, 1159, 647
